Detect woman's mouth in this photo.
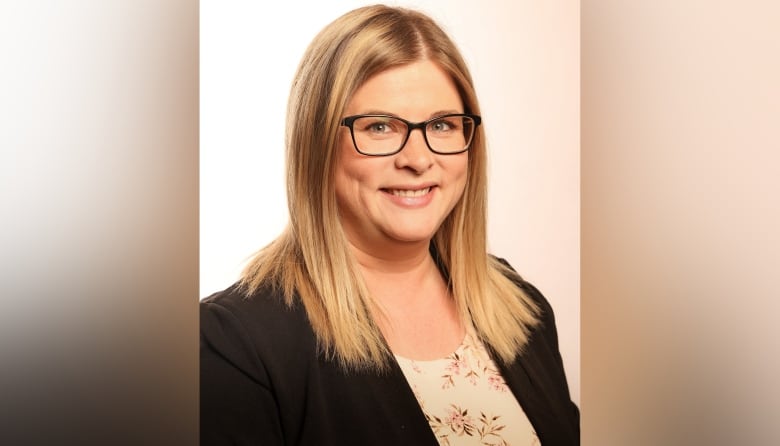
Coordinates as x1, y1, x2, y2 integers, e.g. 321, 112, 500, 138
384, 187, 432, 198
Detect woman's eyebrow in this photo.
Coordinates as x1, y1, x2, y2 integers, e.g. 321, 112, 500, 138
349, 109, 464, 120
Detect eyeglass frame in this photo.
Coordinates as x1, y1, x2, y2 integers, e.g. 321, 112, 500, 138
340, 113, 482, 156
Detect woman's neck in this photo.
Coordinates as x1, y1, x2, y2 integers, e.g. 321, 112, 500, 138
346, 237, 441, 299
347, 239, 464, 360
349, 239, 432, 274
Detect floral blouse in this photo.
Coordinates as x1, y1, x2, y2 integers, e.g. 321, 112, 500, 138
396, 329, 539, 446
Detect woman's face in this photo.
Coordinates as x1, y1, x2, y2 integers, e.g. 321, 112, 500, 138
334, 60, 469, 255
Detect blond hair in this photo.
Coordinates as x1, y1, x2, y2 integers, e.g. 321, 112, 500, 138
242, 5, 539, 370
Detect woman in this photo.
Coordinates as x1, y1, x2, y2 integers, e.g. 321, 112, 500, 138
201, 5, 579, 445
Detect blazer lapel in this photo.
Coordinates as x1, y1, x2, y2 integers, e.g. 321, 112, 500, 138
493, 347, 577, 445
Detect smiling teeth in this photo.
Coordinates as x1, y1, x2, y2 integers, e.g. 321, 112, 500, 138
390, 187, 431, 197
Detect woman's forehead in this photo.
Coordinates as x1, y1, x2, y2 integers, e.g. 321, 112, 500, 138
344, 60, 463, 118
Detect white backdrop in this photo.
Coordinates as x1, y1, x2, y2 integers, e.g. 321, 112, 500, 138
200, 0, 580, 405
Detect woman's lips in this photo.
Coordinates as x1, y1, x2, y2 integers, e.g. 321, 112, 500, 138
381, 186, 436, 207
385, 187, 432, 197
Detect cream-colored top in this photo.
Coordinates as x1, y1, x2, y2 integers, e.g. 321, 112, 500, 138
396, 329, 539, 446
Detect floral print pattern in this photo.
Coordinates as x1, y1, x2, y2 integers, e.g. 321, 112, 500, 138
396, 330, 538, 445
439, 339, 509, 392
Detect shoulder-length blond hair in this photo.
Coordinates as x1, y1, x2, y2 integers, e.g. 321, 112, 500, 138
242, 5, 539, 371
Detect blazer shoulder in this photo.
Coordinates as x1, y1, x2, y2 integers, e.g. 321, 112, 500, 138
490, 255, 563, 357
201, 282, 311, 334
200, 283, 317, 382
491, 255, 555, 315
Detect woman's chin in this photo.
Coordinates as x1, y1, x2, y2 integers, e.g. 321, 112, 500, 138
381, 227, 438, 245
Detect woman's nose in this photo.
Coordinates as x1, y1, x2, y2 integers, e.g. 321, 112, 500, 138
394, 128, 434, 173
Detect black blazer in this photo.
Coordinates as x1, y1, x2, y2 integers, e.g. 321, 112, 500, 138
200, 268, 579, 445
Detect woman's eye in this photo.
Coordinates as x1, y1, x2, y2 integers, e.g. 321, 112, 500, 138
430, 119, 456, 132
358, 119, 398, 134
368, 122, 390, 133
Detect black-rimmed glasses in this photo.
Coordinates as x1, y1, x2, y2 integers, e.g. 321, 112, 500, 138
340, 113, 481, 156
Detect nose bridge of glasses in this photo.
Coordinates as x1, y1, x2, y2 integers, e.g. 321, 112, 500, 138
402, 120, 431, 152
